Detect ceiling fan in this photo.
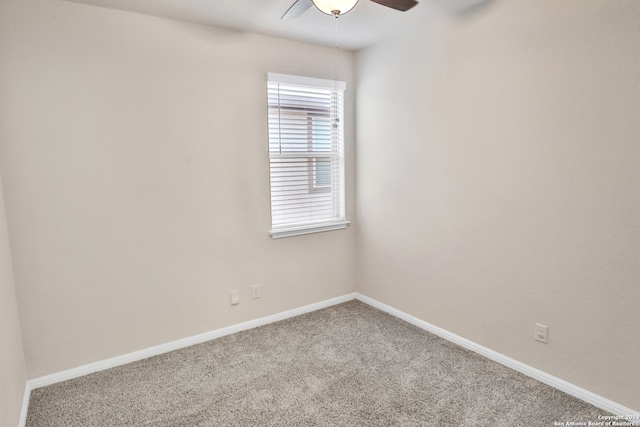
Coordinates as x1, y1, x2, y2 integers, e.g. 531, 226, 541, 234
282, 0, 419, 19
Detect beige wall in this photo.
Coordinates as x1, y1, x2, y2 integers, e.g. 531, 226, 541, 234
0, 169, 28, 427
356, 0, 640, 410
0, 0, 356, 379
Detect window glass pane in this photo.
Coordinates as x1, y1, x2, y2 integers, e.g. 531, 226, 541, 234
312, 117, 331, 152
314, 158, 331, 188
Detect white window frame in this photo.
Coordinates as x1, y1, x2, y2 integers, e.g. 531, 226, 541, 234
267, 73, 349, 239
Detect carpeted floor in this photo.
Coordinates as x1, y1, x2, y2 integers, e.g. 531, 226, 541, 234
26, 300, 609, 426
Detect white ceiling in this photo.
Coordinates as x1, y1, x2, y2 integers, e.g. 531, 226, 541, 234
64, 0, 487, 50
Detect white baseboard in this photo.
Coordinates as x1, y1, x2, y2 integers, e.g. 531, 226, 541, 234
19, 382, 31, 427
354, 292, 640, 425
21, 293, 357, 426
27, 293, 356, 391
21, 291, 639, 426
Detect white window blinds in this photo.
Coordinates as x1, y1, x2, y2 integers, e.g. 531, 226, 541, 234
267, 73, 348, 238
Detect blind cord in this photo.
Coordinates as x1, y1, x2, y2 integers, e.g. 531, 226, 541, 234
333, 11, 339, 130
277, 83, 282, 155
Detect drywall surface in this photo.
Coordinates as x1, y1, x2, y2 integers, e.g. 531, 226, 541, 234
0, 0, 356, 378
0, 169, 28, 426
356, 0, 640, 410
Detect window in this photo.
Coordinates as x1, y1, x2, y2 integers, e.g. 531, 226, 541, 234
267, 73, 349, 238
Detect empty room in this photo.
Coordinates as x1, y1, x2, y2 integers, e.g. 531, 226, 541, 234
1, 0, 639, 425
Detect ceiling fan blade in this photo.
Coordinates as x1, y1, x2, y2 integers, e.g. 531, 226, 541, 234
369, 0, 419, 12
281, 0, 314, 20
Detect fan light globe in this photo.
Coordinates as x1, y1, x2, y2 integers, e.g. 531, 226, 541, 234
312, 0, 359, 15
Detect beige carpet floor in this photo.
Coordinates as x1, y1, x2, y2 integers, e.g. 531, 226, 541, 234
26, 300, 609, 426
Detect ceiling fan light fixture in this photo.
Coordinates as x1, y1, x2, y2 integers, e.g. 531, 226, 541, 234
311, 0, 359, 16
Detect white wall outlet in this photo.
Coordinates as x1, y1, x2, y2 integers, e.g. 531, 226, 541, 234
535, 323, 548, 344
230, 290, 240, 305
251, 284, 260, 299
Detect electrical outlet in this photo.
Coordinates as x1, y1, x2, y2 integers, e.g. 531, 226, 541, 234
230, 290, 240, 305
535, 323, 548, 344
251, 284, 260, 299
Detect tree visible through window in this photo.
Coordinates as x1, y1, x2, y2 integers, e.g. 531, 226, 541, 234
267, 73, 348, 238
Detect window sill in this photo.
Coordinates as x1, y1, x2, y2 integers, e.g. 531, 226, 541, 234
269, 221, 350, 239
